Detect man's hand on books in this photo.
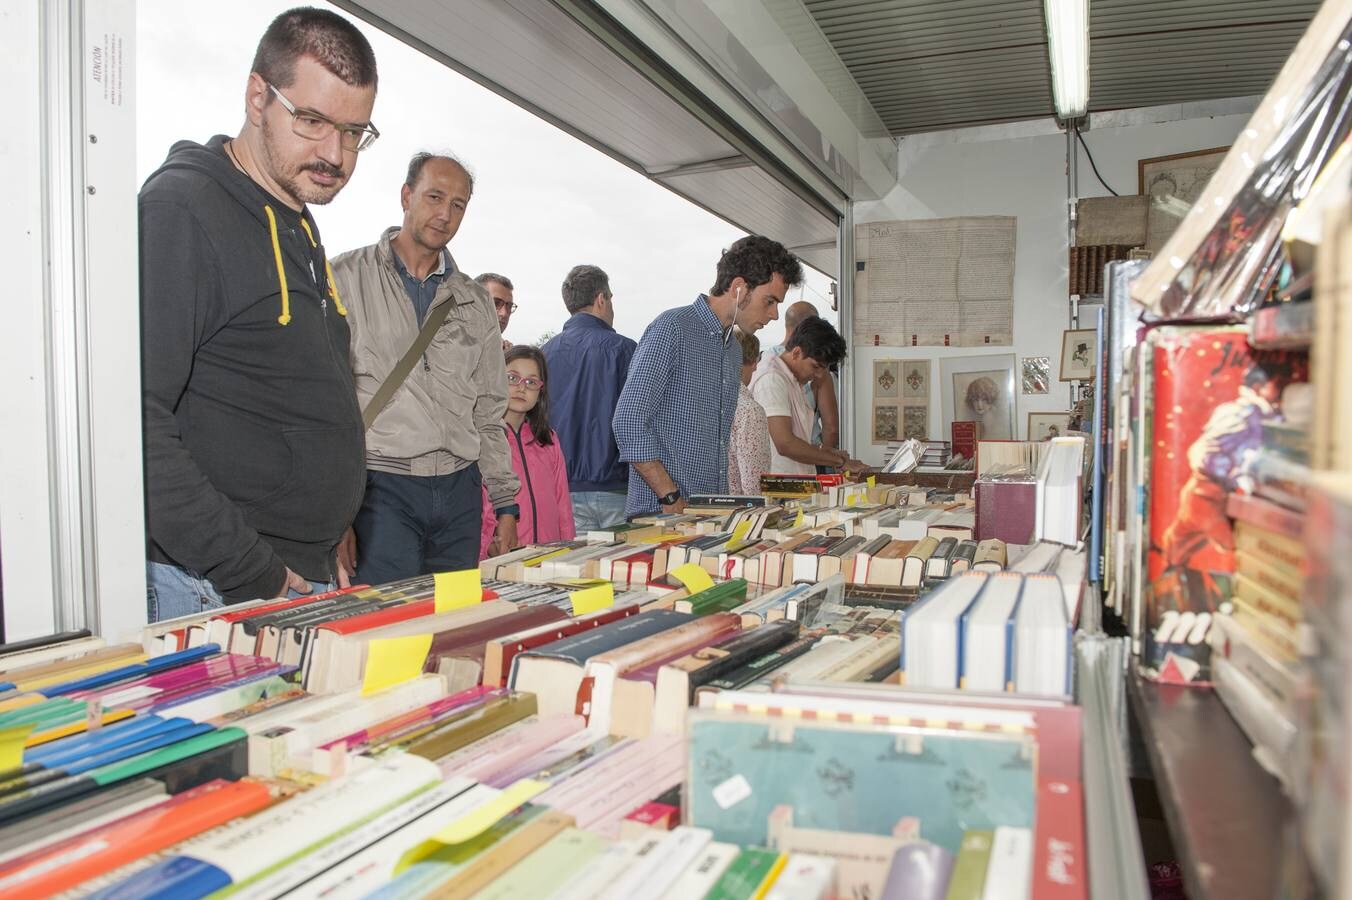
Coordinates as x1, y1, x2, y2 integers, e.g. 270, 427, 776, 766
661, 497, 689, 515
276, 567, 312, 599
336, 528, 358, 588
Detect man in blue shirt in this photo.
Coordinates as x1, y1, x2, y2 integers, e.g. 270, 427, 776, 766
613, 236, 803, 515
542, 265, 637, 531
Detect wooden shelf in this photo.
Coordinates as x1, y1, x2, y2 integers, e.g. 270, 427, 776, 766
1128, 672, 1302, 900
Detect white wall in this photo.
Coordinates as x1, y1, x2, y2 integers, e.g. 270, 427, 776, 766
849, 99, 1255, 465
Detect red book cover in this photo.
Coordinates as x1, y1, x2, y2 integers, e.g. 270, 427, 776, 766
317, 588, 501, 637
952, 420, 980, 460
423, 605, 569, 673
624, 801, 678, 830
488, 604, 643, 687
1144, 327, 1305, 682
974, 476, 1037, 544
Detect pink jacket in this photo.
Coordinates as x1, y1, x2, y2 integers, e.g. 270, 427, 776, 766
480, 420, 576, 557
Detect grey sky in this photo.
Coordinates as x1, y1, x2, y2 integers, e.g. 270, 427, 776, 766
136, 0, 836, 348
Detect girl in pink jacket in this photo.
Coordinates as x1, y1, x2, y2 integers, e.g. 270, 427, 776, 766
481, 346, 577, 558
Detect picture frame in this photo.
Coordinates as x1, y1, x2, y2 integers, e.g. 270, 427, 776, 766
940, 354, 1017, 441
1059, 329, 1097, 381
1028, 412, 1072, 441
1138, 146, 1229, 254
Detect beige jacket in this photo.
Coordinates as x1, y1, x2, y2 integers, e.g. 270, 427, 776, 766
330, 227, 519, 507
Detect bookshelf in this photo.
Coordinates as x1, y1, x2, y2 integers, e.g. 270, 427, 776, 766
1128, 671, 1311, 900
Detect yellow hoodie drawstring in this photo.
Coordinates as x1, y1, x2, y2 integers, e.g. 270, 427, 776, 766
263, 206, 292, 326
264, 206, 349, 326
300, 218, 349, 318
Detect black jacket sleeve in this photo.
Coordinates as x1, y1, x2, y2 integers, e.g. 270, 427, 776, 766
140, 198, 286, 601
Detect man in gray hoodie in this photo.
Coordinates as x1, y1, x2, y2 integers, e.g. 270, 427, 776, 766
139, 8, 378, 620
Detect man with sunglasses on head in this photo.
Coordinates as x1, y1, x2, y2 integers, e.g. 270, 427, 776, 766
140, 8, 379, 620
476, 273, 516, 352
329, 152, 519, 584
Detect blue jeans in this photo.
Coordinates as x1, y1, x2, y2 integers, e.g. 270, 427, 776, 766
354, 467, 482, 586
571, 490, 629, 532
145, 562, 334, 623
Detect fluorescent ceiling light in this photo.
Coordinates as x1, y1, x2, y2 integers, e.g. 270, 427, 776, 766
1044, 0, 1089, 119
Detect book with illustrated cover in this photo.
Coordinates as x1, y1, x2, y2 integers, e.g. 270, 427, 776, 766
1142, 326, 1305, 683
685, 709, 1035, 853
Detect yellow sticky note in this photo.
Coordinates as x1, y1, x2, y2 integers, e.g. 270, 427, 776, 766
434, 569, 482, 614
0, 723, 36, 772
362, 634, 433, 697
867, 475, 877, 488
846, 494, 858, 506
793, 509, 805, 528
670, 562, 715, 595
570, 583, 615, 616
558, 577, 610, 588
433, 779, 548, 845
729, 520, 753, 545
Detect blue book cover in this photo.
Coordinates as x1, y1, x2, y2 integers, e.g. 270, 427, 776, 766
87, 855, 232, 900
1089, 306, 1106, 583
687, 713, 1035, 852
508, 609, 693, 685
42, 644, 220, 697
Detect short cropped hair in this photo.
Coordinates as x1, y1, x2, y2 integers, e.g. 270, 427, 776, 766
252, 7, 377, 90
561, 265, 611, 314
784, 315, 846, 368
476, 272, 514, 292
711, 235, 804, 297
405, 152, 474, 196
734, 327, 761, 364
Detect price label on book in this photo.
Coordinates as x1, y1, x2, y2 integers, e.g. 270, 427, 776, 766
434, 569, 482, 614
362, 634, 432, 696
670, 563, 715, 594
570, 583, 614, 616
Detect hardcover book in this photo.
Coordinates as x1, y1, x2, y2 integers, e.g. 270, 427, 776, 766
1143, 326, 1305, 683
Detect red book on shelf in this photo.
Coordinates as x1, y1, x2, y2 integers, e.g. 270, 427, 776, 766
952, 420, 980, 460
483, 604, 643, 687
1144, 327, 1305, 681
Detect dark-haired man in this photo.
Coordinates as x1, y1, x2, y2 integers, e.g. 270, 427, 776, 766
543, 265, 636, 530
140, 7, 378, 620
751, 316, 865, 474
476, 273, 516, 351
613, 235, 801, 515
331, 153, 519, 584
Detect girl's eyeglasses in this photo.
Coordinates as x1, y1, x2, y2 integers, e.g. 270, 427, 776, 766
506, 372, 545, 390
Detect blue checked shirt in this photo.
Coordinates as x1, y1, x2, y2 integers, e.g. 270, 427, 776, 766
612, 295, 742, 514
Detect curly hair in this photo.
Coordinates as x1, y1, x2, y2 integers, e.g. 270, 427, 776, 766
252, 7, 377, 90
505, 345, 554, 446
710, 235, 804, 296
965, 376, 999, 408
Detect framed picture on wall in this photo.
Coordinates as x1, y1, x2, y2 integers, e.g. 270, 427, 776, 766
940, 354, 1017, 441
1138, 146, 1229, 254
1028, 412, 1072, 441
1059, 329, 1097, 381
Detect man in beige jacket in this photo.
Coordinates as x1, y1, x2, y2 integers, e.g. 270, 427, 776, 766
331, 152, 519, 583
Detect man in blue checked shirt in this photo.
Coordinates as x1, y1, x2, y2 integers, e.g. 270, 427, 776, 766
612, 236, 803, 516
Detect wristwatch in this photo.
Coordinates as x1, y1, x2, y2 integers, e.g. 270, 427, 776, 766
658, 490, 682, 507
495, 503, 521, 518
